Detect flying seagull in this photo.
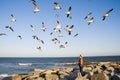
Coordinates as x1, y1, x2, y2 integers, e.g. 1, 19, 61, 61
87, 17, 94, 25
65, 25, 74, 35
51, 38, 60, 44
32, 35, 39, 40
5, 26, 14, 32
84, 12, 92, 19
54, 2, 61, 10
11, 14, 16, 22
65, 6, 71, 18
59, 42, 68, 48
73, 33, 79, 37
30, 25, 35, 31
38, 39, 44, 44
37, 46, 42, 52
54, 20, 61, 32
17, 35, 22, 39
41, 22, 46, 32
58, 30, 63, 37
29, 0, 36, 3
0, 33, 7, 36
33, 2, 39, 13
102, 8, 113, 21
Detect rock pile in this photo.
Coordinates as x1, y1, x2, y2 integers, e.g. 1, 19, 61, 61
1, 62, 120, 80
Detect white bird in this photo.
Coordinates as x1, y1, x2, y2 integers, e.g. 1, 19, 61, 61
33, 2, 39, 13
29, 0, 36, 3
84, 12, 92, 19
5, 26, 14, 32
65, 25, 74, 35
59, 42, 68, 48
30, 25, 35, 31
51, 38, 60, 44
55, 20, 61, 32
54, 2, 61, 10
58, 30, 63, 37
37, 46, 42, 52
11, 14, 16, 22
17, 35, 22, 39
0, 33, 7, 36
65, 6, 71, 18
41, 22, 46, 32
102, 8, 113, 21
87, 17, 94, 25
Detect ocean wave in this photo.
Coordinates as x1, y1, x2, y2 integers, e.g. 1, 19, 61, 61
54, 62, 77, 66
18, 63, 32, 66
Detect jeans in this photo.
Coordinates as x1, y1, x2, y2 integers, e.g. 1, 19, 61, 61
79, 66, 83, 74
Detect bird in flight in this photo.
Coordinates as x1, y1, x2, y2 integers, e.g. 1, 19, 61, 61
37, 46, 42, 52
0, 33, 7, 36
65, 6, 72, 18
17, 35, 22, 39
102, 8, 113, 21
51, 38, 60, 44
87, 17, 94, 25
84, 12, 92, 20
59, 42, 68, 48
65, 25, 74, 35
58, 30, 63, 37
30, 25, 35, 31
5, 26, 14, 32
54, 20, 61, 32
33, 2, 39, 13
73, 33, 79, 37
32, 35, 39, 40
54, 2, 61, 10
11, 14, 16, 22
41, 22, 46, 32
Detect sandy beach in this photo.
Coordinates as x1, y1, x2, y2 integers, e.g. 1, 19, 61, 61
1, 61, 120, 80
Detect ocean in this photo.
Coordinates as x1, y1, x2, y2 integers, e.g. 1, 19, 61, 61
0, 56, 120, 76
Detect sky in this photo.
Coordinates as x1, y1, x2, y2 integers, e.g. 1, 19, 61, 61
0, 0, 120, 57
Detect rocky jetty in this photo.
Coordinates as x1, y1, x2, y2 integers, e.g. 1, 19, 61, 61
1, 62, 120, 80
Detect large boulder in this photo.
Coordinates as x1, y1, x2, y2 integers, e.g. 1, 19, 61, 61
91, 72, 109, 80
45, 74, 59, 80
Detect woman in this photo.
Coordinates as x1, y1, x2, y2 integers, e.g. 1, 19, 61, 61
78, 54, 83, 74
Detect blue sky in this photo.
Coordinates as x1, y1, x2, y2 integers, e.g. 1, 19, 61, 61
0, 0, 120, 57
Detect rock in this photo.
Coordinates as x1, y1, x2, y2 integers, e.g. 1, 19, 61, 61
83, 66, 93, 72
91, 72, 109, 80
53, 68, 60, 72
45, 74, 59, 80
62, 68, 73, 73
2, 77, 12, 80
44, 70, 57, 74
110, 75, 120, 80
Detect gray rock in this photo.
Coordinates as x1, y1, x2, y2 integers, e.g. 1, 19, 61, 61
110, 75, 120, 80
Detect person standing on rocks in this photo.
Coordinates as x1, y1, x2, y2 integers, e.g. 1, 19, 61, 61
78, 54, 84, 74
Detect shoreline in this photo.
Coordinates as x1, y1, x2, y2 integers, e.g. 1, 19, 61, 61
0, 61, 120, 80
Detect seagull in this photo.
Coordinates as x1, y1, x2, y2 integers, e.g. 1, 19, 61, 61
102, 8, 113, 21
58, 30, 63, 37
50, 32, 53, 35
17, 35, 22, 39
54, 2, 61, 10
87, 17, 94, 25
5, 26, 14, 32
59, 42, 68, 48
30, 25, 35, 31
65, 25, 74, 35
73, 34, 79, 37
11, 14, 16, 22
54, 21, 61, 32
55, 14, 59, 18
51, 38, 60, 44
0, 33, 7, 36
41, 22, 46, 32
37, 46, 42, 52
65, 6, 71, 18
84, 12, 92, 19
32, 35, 39, 40
33, 2, 39, 13
38, 39, 44, 44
